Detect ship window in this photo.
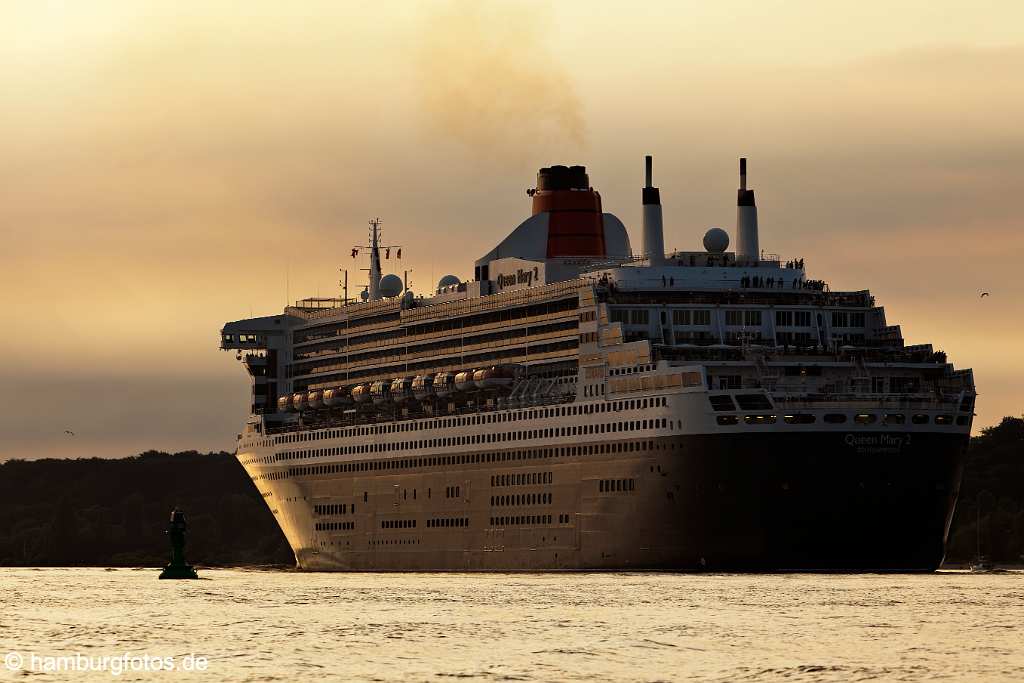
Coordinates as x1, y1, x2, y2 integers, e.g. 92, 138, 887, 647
735, 394, 772, 410
823, 414, 847, 424
716, 415, 739, 426
629, 309, 649, 325
743, 414, 776, 425
956, 416, 970, 426
854, 413, 877, 425
882, 413, 906, 425
709, 395, 736, 411
912, 414, 930, 424
935, 415, 953, 425
783, 414, 816, 424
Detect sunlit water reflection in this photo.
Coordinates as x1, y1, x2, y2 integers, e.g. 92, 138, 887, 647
1, 568, 1021, 682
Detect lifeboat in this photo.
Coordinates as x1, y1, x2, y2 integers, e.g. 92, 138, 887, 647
322, 387, 350, 407
370, 380, 391, 404
292, 392, 308, 411
433, 372, 455, 398
454, 370, 477, 392
306, 390, 323, 409
390, 377, 413, 403
473, 366, 516, 389
277, 396, 293, 412
351, 384, 370, 403
411, 374, 434, 400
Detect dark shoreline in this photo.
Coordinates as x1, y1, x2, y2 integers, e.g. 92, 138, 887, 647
1, 418, 1020, 568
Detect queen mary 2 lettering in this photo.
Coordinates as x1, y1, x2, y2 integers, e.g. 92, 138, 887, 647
496, 266, 541, 290
219, 157, 975, 571
844, 432, 912, 454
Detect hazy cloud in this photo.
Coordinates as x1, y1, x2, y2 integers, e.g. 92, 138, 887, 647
412, 1, 586, 158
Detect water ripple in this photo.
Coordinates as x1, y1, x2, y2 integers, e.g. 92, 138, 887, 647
0, 569, 1021, 682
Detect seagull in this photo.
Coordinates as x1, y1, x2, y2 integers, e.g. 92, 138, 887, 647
64, 430, 75, 436
980, 292, 990, 298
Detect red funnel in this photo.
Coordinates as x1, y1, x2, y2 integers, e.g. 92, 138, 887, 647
531, 165, 606, 258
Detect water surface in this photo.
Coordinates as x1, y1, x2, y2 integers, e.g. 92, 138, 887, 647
1, 568, 1021, 681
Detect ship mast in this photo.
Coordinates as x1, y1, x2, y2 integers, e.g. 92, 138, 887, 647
351, 217, 402, 302
368, 218, 383, 301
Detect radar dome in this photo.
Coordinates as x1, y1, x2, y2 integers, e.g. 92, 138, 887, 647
703, 227, 730, 253
438, 274, 460, 289
379, 274, 403, 298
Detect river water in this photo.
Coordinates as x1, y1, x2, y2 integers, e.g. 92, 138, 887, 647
0, 568, 1021, 682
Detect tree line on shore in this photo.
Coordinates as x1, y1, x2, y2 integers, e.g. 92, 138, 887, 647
0, 450, 293, 567
945, 416, 1024, 564
0, 417, 1020, 567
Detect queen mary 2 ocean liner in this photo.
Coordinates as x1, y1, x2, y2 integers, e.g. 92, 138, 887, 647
220, 157, 975, 571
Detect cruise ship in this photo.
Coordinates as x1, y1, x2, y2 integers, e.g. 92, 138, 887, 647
220, 157, 975, 571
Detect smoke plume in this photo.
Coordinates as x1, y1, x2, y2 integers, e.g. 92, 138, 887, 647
413, 1, 586, 157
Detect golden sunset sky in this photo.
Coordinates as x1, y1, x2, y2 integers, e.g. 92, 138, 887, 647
2, 1, 1021, 459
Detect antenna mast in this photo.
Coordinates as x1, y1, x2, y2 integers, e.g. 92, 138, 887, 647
349, 217, 403, 302
338, 268, 350, 304
368, 218, 383, 301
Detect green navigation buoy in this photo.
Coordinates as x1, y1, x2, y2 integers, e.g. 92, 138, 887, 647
159, 508, 199, 579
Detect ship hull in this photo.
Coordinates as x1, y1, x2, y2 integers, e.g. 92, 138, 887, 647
273, 429, 968, 572
651, 431, 968, 572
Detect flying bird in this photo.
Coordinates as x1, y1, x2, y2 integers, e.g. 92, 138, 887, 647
980, 292, 990, 298
64, 430, 75, 436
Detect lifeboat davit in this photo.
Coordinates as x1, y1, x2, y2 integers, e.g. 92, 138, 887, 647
473, 366, 516, 389
411, 374, 434, 400
370, 380, 391, 404
277, 396, 293, 412
351, 384, 370, 403
307, 390, 323, 409
454, 370, 477, 392
292, 392, 308, 411
390, 377, 413, 403
322, 387, 350, 407
433, 372, 455, 398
